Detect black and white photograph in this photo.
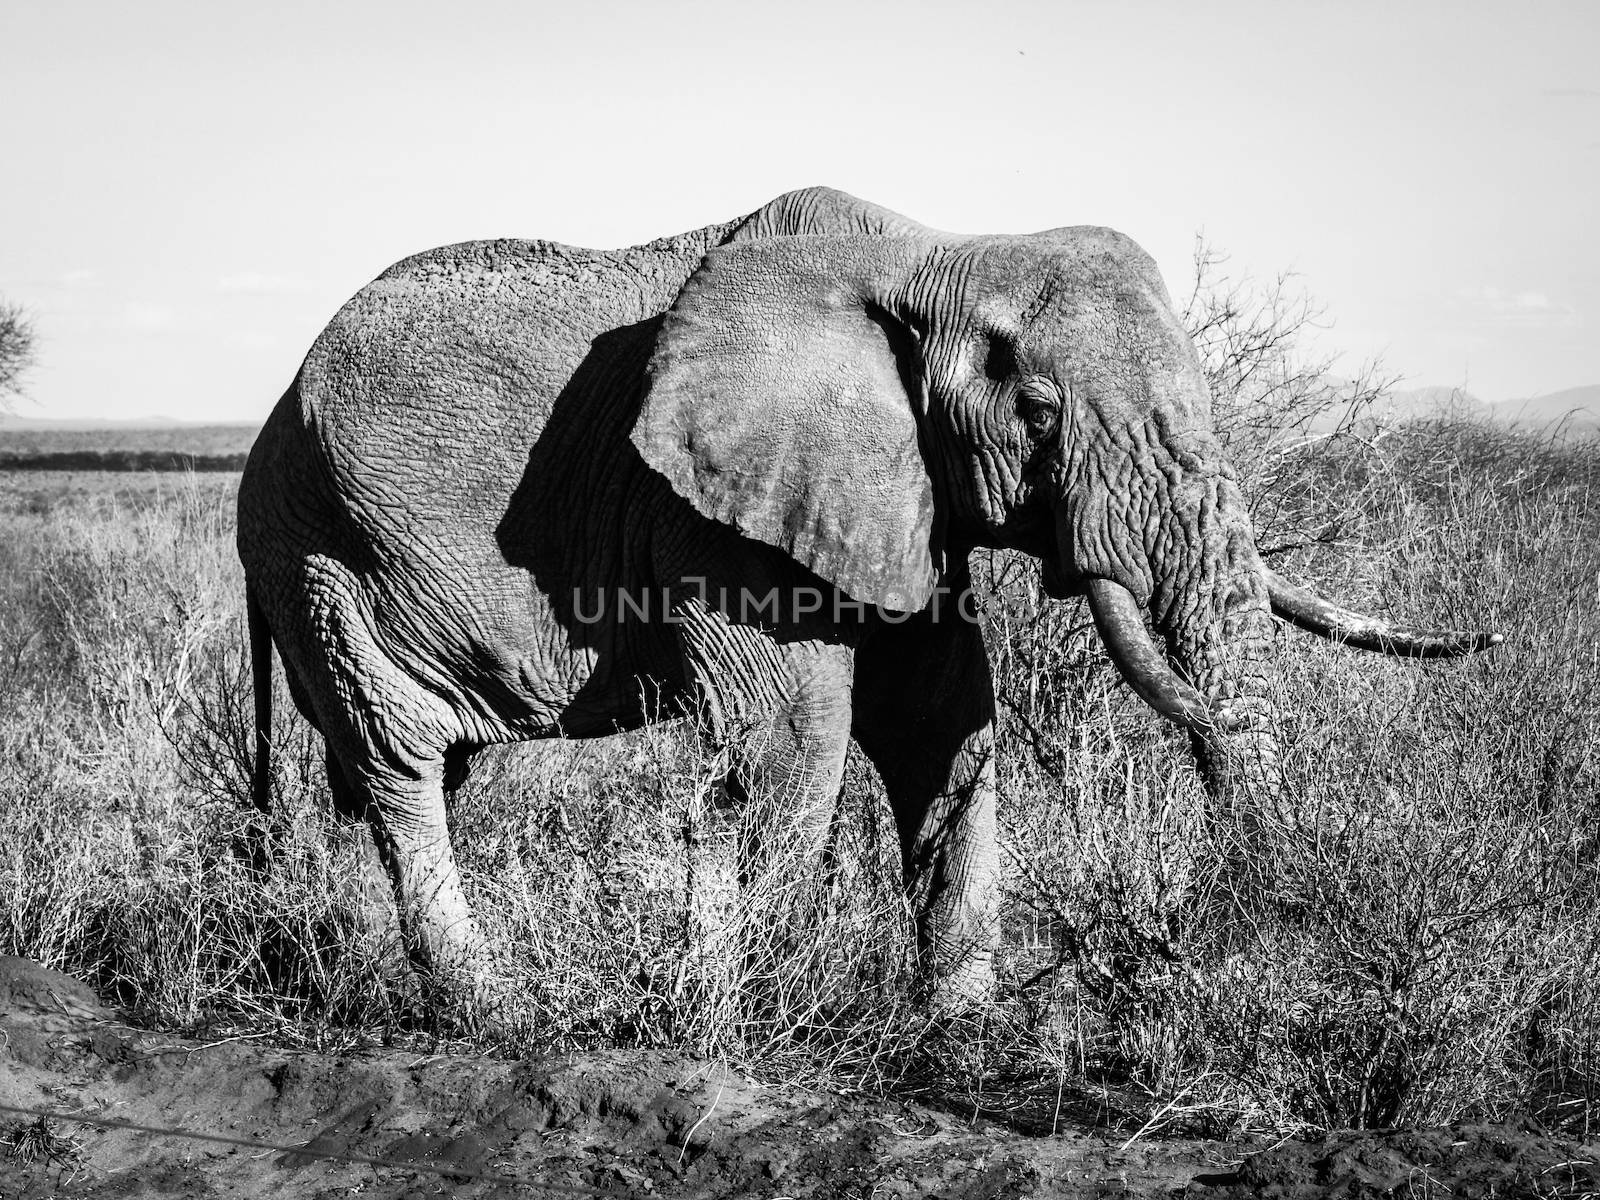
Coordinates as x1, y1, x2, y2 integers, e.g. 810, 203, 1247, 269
1, 1, 1596, 1195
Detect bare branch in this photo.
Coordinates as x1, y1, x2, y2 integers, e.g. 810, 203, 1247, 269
1181, 236, 1400, 546
0, 299, 38, 406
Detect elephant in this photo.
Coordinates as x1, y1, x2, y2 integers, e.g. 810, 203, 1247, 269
236, 186, 1498, 1013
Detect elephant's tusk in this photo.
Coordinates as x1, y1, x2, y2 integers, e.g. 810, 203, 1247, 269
1264, 569, 1503, 659
1086, 578, 1241, 734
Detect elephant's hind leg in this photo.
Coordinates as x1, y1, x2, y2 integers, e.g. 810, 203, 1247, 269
277, 563, 494, 1012
359, 753, 494, 1006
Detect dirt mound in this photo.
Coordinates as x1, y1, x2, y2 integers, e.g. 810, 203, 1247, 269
1, 958, 1595, 1198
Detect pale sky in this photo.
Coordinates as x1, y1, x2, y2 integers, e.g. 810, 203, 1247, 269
2, 0, 1595, 422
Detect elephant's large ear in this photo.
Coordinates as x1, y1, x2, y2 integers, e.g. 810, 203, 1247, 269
633, 235, 938, 611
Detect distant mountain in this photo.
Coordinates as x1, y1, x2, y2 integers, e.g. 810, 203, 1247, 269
1497, 385, 1600, 433
1368, 386, 1493, 424
1307, 384, 1490, 433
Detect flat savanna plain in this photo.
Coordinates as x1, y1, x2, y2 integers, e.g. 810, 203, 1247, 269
0, 424, 256, 473
2, 417, 1599, 1198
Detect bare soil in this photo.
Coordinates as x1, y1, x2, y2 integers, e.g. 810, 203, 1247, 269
2, 958, 1595, 1199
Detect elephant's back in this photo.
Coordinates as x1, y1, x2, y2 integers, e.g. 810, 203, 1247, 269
294, 234, 710, 548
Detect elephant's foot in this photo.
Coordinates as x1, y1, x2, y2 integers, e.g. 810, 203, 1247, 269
915, 887, 1002, 1014
400, 909, 513, 1028
365, 798, 505, 1027
922, 950, 999, 1015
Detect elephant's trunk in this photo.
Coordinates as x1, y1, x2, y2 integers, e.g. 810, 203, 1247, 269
1065, 459, 1284, 803
1146, 472, 1283, 800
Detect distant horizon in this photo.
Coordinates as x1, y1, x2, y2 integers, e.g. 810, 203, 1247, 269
8, 381, 1599, 432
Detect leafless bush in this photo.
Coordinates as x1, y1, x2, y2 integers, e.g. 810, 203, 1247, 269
1181, 238, 1398, 553
0, 299, 36, 403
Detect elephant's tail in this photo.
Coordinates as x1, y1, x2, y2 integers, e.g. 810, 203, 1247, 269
246, 580, 274, 818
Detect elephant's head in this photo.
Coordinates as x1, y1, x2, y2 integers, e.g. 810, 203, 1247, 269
632, 210, 1497, 797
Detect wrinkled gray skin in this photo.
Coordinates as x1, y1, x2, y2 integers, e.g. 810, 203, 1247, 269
238, 188, 1494, 1011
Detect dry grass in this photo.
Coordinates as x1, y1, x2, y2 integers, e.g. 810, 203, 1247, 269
0, 418, 1596, 1135
1, 1114, 84, 1168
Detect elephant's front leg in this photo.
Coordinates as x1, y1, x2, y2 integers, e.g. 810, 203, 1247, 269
852, 608, 999, 1008
673, 596, 856, 896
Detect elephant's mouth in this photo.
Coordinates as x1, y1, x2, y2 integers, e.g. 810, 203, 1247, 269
1038, 556, 1076, 601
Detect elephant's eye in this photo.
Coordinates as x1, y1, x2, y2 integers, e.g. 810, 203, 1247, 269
1017, 385, 1061, 441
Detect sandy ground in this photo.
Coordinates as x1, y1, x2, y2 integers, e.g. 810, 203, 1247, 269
3, 957, 1597, 1199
